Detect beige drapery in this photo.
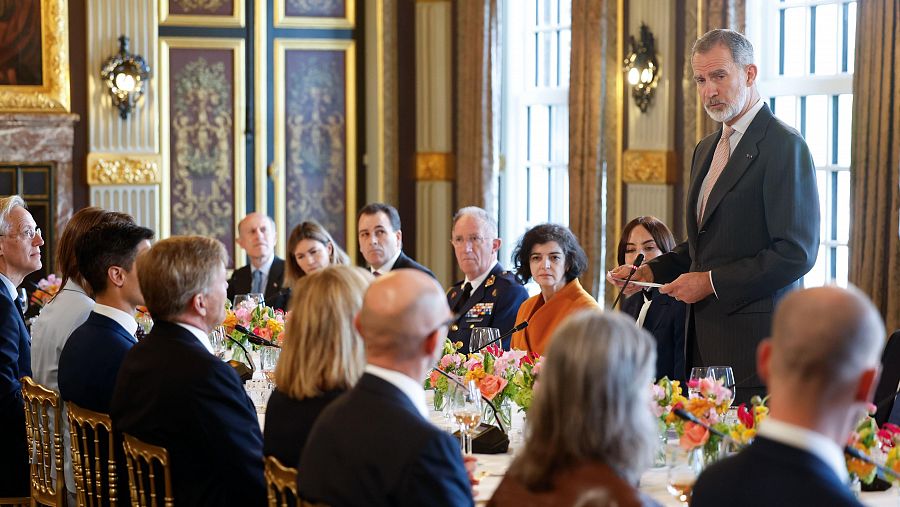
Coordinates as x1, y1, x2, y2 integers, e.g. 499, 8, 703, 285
454, 0, 499, 215
569, 0, 605, 295
849, 0, 900, 331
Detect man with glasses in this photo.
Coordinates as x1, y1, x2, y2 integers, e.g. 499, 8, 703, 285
0, 195, 44, 497
446, 207, 528, 353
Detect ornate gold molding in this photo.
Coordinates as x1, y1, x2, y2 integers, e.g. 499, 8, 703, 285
622, 150, 678, 184
87, 153, 162, 185
416, 152, 454, 181
0, 0, 71, 112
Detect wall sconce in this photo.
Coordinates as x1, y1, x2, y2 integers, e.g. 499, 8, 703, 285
623, 23, 660, 113
100, 36, 151, 120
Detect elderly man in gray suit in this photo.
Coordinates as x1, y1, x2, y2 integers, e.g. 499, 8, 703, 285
610, 29, 819, 403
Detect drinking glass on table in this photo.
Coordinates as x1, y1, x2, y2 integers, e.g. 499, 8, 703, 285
667, 447, 703, 506
451, 379, 482, 455
689, 367, 710, 398
234, 293, 265, 308
209, 326, 229, 360
708, 366, 736, 402
470, 327, 500, 353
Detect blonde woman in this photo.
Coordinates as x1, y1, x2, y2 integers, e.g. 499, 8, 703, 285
263, 265, 372, 466
490, 310, 659, 507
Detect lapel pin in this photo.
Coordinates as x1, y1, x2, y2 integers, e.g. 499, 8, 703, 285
746, 154, 753, 159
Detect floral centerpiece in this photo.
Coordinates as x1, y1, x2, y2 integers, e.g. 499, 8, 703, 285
222, 299, 286, 356
728, 395, 769, 446
30, 274, 62, 308
846, 408, 899, 486
660, 377, 733, 464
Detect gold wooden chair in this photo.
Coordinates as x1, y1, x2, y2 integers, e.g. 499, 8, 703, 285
0, 498, 29, 506
264, 456, 298, 507
21, 376, 64, 507
121, 434, 173, 507
67, 402, 118, 507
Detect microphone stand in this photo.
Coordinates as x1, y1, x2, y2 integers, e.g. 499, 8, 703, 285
225, 334, 256, 374
844, 445, 900, 482
432, 367, 507, 434
611, 253, 644, 309
470, 321, 529, 354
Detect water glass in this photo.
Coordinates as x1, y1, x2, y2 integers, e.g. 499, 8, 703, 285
450, 380, 483, 455
209, 326, 229, 360
470, 327, 500, 352
689, 367, 709, 398
708, 366, 736, 401
667, 447, 703, 506
234, 293, 265, 308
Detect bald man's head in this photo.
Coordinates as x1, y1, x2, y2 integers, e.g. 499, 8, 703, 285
357, 269, 453, 361
767, 286, 883, 394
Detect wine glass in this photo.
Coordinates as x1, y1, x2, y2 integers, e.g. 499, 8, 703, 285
234, 293, 265, 309
450, 379, 483, 455
708, 366, 736, 403
469, 327, 500, 353
209, 326, 229, 360
667, 447, 703, 506
260, 347, 280, 383
689, 367, 709, 398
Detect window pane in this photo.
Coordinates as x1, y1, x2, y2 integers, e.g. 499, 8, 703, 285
550, 166, 569, 225
846, 2, 857, 73
559, 0, 571, 26
835, 245, 849, 287
805, 94, 828, 166
837, 94, 852, 166
773, 96, 799, 130
558, 29, 571, 87
528, 104, 550, 164
536, 32, 554, 87
814, 4, 838, 75
781, 7, 807, 76
805, 245, 828, 287
528, 166, 549, 222
539, 0, 553, 26
836, 170, 850, 243
550, 105, 568, 163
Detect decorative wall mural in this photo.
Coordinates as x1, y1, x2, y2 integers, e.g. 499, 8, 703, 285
286, 0, 344, 18
275, 0, 353, 29
161, 0, 244, 27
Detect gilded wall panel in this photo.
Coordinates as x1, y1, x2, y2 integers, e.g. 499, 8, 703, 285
275, 0, 354, 28
161, 0, 245, 27
161, 39, 246, 266
274, 39, 356, 259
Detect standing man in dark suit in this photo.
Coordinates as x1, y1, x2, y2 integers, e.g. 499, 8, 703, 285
298, 269, 473, 507
111, 236, 266, 507
693, 286, 884, 507
446, 207, 528, 352
0, 195, 43, 497
357, 202, 436, 278
610, 29, 819, 403
227, 212, 286, 309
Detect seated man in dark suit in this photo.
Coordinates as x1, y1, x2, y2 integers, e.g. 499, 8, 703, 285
297, 269, 473, 507
446, 207, 528, 352
0, 195, 43, 497
692, 286, 885, 507
227, 212, 286, 309
357, 202, 435, 278
111, 236, 266, 507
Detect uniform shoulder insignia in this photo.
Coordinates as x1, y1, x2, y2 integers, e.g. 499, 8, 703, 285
484, 275, 496, 287
448, 289, 457, 299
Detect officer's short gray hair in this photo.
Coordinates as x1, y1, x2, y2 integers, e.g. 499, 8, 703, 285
452, 206, 498, 239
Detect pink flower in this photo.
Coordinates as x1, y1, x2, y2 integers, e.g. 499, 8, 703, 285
687, 378, 700, 390
680, 422, 709, 450
651, 384, 666, 402
255, 327, 272, 340
478, 374, 508, 400
464, 356, 483, 371
651, 402, 665, 418
439, 354, 460, 370
235, 306, 252, 325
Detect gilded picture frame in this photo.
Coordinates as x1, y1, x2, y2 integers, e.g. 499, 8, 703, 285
159, 37, 246, 267
273, 38, 357, 263
0, 0, 70, 112
160, 0, 246, 28
274, 0, 354, 29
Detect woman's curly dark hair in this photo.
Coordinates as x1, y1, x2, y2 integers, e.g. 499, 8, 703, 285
512, 223, 588, 283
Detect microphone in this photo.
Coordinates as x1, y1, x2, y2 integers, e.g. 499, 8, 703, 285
470, 321, 529, 353
672, 408, 732, 441
611, 253, 644, 309
234, 324, 282, 348
224, 334, 255, 382
844, 445, 900, 482
432, 367, 508, 434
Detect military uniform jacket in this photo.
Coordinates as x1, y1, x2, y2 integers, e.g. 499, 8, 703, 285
445, 263, 528, 353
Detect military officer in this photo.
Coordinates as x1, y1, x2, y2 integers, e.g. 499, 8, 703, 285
446, 207, 529, 353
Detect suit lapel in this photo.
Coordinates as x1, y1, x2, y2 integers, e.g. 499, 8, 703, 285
455, 264, 502, 318
89, 312, 138, 345
699, 104, 772, 230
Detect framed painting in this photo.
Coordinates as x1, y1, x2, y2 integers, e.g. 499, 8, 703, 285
274, 0, 354, 29
160, 0, 245, 28
0, 0, 70, 112
160, 37, 246, 267
273, 38, 357, 262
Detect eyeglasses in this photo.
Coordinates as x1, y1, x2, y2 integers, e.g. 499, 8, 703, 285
450, 235, 487, 247
0, 227, 41, 241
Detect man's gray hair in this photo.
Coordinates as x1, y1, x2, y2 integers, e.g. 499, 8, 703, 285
692, 28, 755, 67
0, 195, 26, 236
452, 206, 498, 239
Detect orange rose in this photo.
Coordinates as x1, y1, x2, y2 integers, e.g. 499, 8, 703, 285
478, 374, 508, 401
429, 370, 441, 388
680, 422, 709, 450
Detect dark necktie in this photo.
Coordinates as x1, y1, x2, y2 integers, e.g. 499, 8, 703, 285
888, 391, 900, 426
453, 282, 473, 313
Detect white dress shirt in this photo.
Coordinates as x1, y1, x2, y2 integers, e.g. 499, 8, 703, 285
29, 280, 94, 494
464, 260, 498, 293
757, 417, 849, 483
92, 303, 139, 338
364, 363, 429, 419
175, 322, 215, 354
372, 250, 402, 276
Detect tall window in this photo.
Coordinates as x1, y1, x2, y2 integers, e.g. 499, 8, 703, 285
498, 0, 572, 265
746, 0, 856, 287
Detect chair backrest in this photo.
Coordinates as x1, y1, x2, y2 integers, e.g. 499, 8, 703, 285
264, 456, 298, 507
20, 376, 64, 507
874, 330, 900, 425
121, 434, 173, 507
66, 402, 118, 507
